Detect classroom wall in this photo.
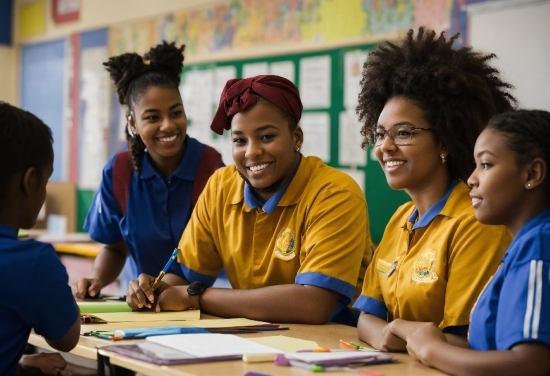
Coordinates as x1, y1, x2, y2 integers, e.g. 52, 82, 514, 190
469, 0, 550, 111
15, 0, 534, 243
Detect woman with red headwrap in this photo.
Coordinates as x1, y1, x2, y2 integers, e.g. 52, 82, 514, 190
126, 75, 373, 326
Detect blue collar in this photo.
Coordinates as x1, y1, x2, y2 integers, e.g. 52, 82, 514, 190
244, 171, 296, 214
515, 209, 550, 239
409, 178, 459, 230
140, 136, 200, 181
0, 224, 17, 239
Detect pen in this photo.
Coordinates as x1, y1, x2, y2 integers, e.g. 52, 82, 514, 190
150, 248, 180, 291
288, 360, 325, 372
88, 332, 117, 341
297, 348, 331, 353
339, 339, 364, 350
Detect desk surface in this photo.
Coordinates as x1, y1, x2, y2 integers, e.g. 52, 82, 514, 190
21, 230, 101, 258
29, 317, 447, 376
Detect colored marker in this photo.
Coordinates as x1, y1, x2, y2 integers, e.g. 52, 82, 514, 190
297, 348, 331, 352
339, 339, 364, 350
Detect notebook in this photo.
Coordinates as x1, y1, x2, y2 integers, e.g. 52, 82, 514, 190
101, 333, 283, 365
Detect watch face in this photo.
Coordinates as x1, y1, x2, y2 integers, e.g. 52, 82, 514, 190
188, 281, 207, 296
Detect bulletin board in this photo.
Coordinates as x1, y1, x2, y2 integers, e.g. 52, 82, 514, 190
180, 44, 409, 244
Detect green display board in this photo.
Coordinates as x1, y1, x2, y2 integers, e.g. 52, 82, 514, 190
181, 44, 409, 244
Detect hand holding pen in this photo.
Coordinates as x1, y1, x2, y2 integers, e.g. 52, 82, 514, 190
125, 248, 180, 310
151, 248, 180, 291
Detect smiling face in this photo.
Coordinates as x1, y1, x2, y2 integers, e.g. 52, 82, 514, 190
128, 86, 187, 173
375, 97, 448, 195
231, 100, 303, 202
468, 128, 527, 228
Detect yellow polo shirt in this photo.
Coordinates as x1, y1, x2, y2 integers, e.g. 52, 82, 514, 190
177, 156, 372, 310
354, 181, 511, 332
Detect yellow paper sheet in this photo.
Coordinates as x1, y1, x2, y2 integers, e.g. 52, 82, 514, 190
90, 310, 200, 323
78, 301, 132, 314
249, 335, 319, 352
179, 318, 269, 328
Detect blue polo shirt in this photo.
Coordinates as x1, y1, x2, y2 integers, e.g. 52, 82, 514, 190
469, 210, 550, 351
85, 136, 222, 279
0, 225, 78, 376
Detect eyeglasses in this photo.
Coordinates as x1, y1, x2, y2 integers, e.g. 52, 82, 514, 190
373, 124, 434, 146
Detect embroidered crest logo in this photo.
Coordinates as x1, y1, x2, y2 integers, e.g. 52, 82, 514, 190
412, 249, 438, 284
274, 228, 297, 261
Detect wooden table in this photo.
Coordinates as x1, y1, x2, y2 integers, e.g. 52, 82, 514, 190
29, 318, 447, 376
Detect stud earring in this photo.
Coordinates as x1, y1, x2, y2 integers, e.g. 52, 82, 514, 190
127, 122, 137, 138
440, 154, 446, 164
527, 183, 531, 188
295, 146, 301, 153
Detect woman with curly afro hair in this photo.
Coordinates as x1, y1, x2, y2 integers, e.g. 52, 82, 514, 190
353, 27, 517, 351
73, 42, 223, 300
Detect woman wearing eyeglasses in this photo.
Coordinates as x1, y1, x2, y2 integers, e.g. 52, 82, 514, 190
353, 28, 517, 351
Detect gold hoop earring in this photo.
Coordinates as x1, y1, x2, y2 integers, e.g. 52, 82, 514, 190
440, 154, 446, 164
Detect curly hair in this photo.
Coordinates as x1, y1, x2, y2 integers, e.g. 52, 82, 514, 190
486, 109, 550, 196
0, 102, 53, 203
356, 27, 517, 181
103, 41, 185, 172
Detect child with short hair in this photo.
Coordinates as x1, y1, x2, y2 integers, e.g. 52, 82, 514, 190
0, 102, 80, 376
406, 109, 550, 376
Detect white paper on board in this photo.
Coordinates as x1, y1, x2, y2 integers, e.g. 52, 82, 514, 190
300, 112, 330, 162
299, 55, 331, 109
269, 61, 295, 83
338, 109, 367, 166
242, 62, 269, 79
181, 69, 214, 145
214, 65, 237, 105
79, 46, 110, 190
343, 50, 368, 109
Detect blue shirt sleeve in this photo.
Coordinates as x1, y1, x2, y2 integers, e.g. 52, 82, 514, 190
84, 155, 124, 245
497, 259, 550, 350
180, 264, 217, 286
353, 295, 388, 321
29, 244, 79, 341
295, 272, 356, 305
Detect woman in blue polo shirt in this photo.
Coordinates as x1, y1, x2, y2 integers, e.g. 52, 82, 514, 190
73, 42, 223, 299
406, 110, 550, 375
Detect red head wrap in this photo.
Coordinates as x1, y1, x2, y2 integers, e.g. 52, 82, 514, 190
210, 75, 303, 135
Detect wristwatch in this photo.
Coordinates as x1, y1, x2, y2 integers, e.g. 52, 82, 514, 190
187, 281, 208, 296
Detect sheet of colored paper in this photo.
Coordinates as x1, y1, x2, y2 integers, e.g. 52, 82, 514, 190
78, 301, 132, 313
178, 318, 269, 328
89, 310, 200, 323
249, 335, 319, 352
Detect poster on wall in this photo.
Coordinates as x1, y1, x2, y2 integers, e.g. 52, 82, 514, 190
78, 45, 110, 190
300, 112, 330, 162
52, 0, 80, 24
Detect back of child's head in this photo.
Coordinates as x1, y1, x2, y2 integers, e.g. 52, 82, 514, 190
357, 27, 517, 181
486, 109, 550, 194
0, 102, 53, 201
103, 41, 185, 171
